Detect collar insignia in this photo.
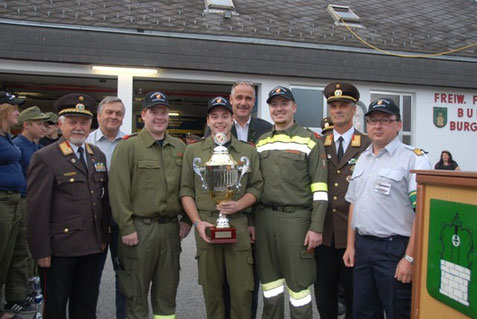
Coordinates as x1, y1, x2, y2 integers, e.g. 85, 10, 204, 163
59, 141, 73, 156
351, 134, 361, 147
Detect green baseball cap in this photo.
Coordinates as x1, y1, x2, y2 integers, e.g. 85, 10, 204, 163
45, 112, 59, 124
18, 106, 50, 126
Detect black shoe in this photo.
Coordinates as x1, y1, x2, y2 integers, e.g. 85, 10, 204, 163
4, 300, 36, 314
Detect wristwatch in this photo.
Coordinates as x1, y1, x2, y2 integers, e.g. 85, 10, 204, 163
404, 254, 414, 263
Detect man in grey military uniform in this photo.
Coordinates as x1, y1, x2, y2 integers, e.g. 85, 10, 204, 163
314, 82, 371, 319
343, 98, 431, 319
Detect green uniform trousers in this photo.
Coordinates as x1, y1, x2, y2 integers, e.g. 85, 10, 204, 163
117, 217, 181, 319
5, 197, 32, 303
195, 211, 254, 319
255, 207, 316, 319
0, 191, 21, 317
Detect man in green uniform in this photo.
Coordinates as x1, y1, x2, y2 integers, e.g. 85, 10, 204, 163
109, 91, 191, 319
180, 97, 263, 319
255, 86, 328, 319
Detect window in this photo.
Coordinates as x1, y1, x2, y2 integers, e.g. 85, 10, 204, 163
290, 86, 324, 130
370, 92, 413, 145
326, 4, 364, 28
205, 0, 235, 10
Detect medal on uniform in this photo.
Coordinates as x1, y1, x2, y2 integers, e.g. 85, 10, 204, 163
94, 161, 106, 172
192, 133, 250, 244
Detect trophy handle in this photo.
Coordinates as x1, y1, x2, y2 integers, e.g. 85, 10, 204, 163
192, 157, 208, 191
236, 156, 250, 190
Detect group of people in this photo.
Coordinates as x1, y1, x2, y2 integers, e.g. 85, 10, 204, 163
0, 79, 443, 319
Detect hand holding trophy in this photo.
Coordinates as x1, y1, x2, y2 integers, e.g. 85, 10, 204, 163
193, 132, 249, 243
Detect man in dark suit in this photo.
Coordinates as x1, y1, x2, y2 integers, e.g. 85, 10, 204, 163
26, 93, 110, 319
314, 82, 371, 319
205, 81, 272, 145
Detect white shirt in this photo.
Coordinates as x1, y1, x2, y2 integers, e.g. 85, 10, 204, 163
86, 128, 125, 170
234, 117, 251, 142
333, 127, 354, 155
345, 137, 431, 237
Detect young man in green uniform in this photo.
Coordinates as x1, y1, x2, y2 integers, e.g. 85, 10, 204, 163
255, 86, 328, 319
180, 97, 263, 319
109, 91, 191, 319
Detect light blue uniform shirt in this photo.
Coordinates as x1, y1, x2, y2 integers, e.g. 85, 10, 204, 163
345, 137, 431, 238
86, 128, 125, 170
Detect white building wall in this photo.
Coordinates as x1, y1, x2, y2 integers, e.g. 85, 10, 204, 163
1, 59, 474, 170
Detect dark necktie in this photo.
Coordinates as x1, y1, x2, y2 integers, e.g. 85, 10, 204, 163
337, 136, 344, 162
78, 146, 88, 171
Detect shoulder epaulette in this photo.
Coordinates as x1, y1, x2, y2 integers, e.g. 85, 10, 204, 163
58, 141, 73, 156
122, 133, 138, 140
413, 148, 426, 156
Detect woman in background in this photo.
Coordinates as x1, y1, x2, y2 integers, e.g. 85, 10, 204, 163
0, 91, 25, 319
435, 150, 461, 171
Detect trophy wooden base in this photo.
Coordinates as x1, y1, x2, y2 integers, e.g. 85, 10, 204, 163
208, 226, 237, 244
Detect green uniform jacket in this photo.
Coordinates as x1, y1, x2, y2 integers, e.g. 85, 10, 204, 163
109, 129, 187, 236
256, 123, 328, 233
180, 136, 263, 218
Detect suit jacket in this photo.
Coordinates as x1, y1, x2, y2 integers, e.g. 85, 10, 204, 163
322, 129, 371, 249
205, 116, 273, 145
27, 138, 111, 259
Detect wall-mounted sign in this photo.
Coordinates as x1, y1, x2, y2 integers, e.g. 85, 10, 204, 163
433, 93, 477, 132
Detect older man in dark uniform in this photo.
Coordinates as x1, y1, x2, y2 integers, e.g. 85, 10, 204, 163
314, 82, 370, 319
26, 93, 110, 319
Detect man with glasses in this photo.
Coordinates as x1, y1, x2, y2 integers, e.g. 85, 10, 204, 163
343, 98, 431, 318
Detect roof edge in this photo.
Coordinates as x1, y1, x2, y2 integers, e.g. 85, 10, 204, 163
1, 18, 476, 63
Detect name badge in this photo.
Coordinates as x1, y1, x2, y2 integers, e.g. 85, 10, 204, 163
94, 162, 106, 172
375, 181, 391, 195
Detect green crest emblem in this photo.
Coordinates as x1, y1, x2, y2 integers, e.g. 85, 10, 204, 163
433, 107, 447, 128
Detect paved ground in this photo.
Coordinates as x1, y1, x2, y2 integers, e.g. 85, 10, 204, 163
14, 233, 326, 318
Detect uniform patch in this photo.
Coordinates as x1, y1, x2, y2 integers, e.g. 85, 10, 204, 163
94, 161, 106, 172
286, 149, 301, 155
63, 172, 77, 176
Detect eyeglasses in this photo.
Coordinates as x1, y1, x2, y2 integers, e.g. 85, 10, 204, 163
366, 118, 400, 126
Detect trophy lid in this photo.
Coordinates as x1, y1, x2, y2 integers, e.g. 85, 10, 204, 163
207, 133, 236, 166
